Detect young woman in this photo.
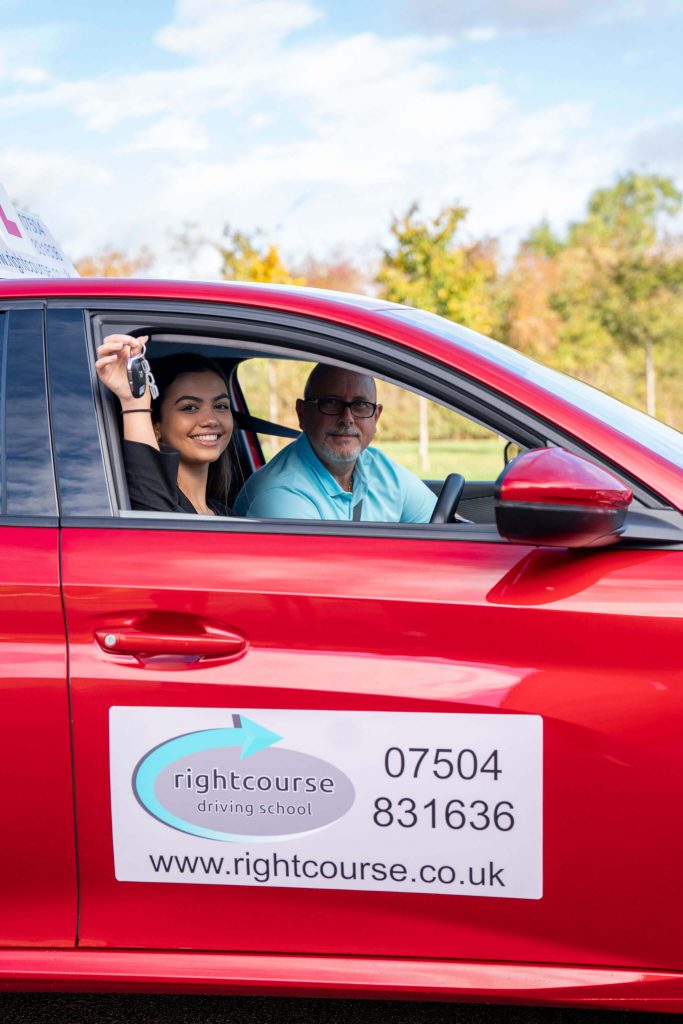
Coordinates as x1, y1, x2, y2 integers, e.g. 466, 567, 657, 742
96, 334, 234, 515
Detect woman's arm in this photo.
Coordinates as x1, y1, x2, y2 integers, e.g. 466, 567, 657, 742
95, 334, 158, 450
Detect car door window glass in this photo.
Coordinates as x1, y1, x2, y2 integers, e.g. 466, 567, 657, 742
91, 323, 512, 531
47, 308, 112, 518
3, 308, 56, 518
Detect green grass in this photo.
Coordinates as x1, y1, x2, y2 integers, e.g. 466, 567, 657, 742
379, 439, 507, 481
260, 436, 508, 481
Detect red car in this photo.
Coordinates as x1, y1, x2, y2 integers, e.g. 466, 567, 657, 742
1, 278, 682, 1012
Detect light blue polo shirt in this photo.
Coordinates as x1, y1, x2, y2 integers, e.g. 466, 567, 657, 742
234, 433, 437, 522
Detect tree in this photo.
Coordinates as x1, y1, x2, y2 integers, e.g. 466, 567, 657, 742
503, 242, 563, 363
569, 173, 681, 251
217, 227, 304, 452
377, 202, 500, 334
293, 251, 370, 294
217, 226, 304, 286
377, 202, 502, 469
506, 174, 683, 423
560, 173, 683, 417
75, 247, 154, 277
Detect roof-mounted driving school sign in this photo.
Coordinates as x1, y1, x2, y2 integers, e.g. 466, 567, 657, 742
0, 182, 78, 279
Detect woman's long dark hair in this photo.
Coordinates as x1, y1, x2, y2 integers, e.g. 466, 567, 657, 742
150, 352, 232, 507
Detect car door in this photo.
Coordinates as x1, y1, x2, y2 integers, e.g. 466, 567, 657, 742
0, 304, 76, 946
50, 300, 683, 971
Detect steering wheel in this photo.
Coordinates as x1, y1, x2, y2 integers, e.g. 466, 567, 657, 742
430, 472, 465, 524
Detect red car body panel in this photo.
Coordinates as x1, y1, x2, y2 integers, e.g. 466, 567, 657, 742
3, 949, 683, 1012
498, 447, 633, 506
0, 528, 76, 945
61, 527, 683, 970
1, 278, 683, 1010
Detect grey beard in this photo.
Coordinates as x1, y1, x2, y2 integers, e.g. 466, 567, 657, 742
315, 434, 361, 465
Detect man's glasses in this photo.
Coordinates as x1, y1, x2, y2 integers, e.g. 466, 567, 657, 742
303, 397, 378, 418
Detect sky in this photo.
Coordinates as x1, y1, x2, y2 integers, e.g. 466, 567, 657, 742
1, 0, 683, 276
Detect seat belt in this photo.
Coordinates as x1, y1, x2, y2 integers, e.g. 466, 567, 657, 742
352, 500, 363, 521
232, 411, 300, 439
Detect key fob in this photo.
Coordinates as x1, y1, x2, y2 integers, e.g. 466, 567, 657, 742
127, 354, 148, 399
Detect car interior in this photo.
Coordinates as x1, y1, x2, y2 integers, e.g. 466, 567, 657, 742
93, 320, 517, 525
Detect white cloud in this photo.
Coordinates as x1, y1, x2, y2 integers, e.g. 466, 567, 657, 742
155, 0, 321, 59
2, 146, 111, 201
12, 66, 51, 86
462, 26, 500, 42
627, 108, 683, 175
400, 0, 676, 34
122, 115, 209, 154
246, 111, 274, 131
0, 24, 67, 81
0, 146, 112, 262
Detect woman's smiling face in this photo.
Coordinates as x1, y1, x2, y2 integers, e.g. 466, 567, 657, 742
157, 371, 233, 465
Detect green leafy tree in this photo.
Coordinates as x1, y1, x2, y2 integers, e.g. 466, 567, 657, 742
377, 203, 502, 467
506, 174, 683, 424
377, 202, 501, 334
212, 227, 304, 450
561, 173, 683, 417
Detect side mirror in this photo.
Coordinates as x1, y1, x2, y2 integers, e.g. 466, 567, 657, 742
495, 448, 632, 548
504, 441, 522, 465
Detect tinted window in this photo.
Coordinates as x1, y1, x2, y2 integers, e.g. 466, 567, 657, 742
4, 308, 57, 516
47, 308, 111, 517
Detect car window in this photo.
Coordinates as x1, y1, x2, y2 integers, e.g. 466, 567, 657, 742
85, 316, 517, 531
2, 308, 56, 518
237, 357, 509, 482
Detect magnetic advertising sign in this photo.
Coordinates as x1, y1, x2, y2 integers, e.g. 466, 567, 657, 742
110, 707, 543, 899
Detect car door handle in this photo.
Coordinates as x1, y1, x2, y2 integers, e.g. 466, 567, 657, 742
95, 627, 246, 658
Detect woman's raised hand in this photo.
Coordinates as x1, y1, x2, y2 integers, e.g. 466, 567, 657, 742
95, 335, 148, 406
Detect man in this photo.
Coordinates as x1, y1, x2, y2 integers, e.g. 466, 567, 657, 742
234, 364, 437, 522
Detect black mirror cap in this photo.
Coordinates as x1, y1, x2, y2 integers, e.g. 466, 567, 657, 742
495, 502, 629, 547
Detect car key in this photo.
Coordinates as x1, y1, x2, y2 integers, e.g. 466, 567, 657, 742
127, 342, 159, 400
127, 352, 148, 398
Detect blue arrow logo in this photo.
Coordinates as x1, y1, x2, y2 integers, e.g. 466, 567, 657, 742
133, 714, 283, 841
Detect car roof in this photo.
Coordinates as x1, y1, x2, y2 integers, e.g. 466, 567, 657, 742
0, 277, 393, 311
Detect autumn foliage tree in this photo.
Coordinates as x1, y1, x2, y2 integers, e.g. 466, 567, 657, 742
294, 251, 369, 294
75, 246, 154, 277
214, 226, 305, 448
513, 173, 683, 420
216, 227, 304, 286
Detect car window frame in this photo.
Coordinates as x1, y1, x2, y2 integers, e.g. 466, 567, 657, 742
86, 304, 544, 543
43, 297, 683, 549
